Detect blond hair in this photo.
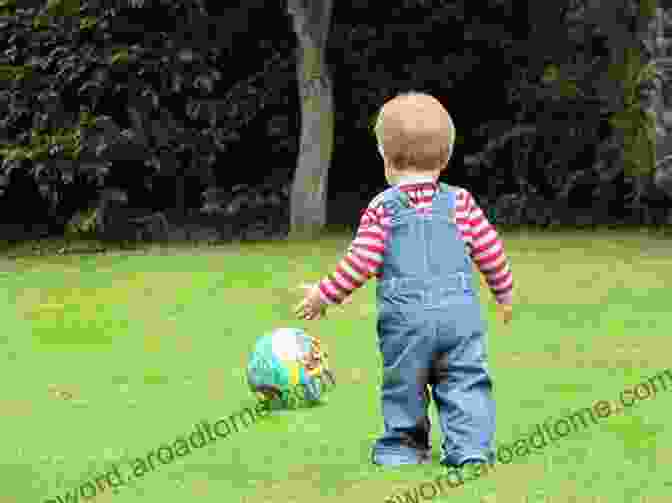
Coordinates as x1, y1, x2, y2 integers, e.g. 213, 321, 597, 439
374, 91, 455, 172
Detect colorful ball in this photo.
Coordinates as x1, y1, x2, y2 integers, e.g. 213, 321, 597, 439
247, 328, 334, 408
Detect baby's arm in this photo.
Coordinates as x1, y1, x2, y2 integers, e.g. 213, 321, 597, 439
316, 198, 386, 305
459, 190, 513, 305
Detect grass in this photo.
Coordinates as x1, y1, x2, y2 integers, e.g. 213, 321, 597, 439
2, 226, 672, 503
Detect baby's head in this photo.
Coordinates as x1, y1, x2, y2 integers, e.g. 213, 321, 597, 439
374, 92, 455, 185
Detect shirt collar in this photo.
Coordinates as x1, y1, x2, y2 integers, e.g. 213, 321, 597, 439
395, 175, 438, 187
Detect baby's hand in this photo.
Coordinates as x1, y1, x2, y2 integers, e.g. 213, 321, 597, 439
296, 283, 353, 306
497, 303, 512, 325
294, 283, 352, 321
295, 283, 326, 321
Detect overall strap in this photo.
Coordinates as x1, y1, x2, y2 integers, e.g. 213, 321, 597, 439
394, 182, 457, 209
439, 182, 460, 193
437, 182, 458, 219
381, 186, 410, 213
397, 188, 411, 208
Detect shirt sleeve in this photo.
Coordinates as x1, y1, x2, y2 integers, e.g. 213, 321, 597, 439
459, 190, 513, 305
317, 196, 387, 305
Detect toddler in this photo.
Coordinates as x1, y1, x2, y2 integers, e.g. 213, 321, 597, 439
296, 92, 513, 468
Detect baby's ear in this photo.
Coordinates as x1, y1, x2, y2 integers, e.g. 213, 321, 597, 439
439, 150, 451, 168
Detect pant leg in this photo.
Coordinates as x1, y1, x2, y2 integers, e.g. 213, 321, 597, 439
372, 311, 434, 465
431, 306, 495, 466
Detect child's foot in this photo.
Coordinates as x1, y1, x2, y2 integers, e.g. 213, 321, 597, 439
371, 448, 432, 465
449, 460, 489, 481
458, 458, 487, 467
459, 460, 485, 472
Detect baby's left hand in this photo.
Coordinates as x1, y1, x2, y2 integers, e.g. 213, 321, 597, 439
295, 283, 327, 321
294, 283, 352, 321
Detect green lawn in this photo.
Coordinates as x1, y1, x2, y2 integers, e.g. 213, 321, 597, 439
2, 227, 672, 503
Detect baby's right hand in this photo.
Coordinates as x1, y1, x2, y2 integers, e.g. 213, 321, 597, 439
498, 303, 512, 324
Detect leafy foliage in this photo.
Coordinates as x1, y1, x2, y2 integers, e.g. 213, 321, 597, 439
65, 205, 98, 235
0, 0, 667, 237
459, 0, 660, 213
0, 1, 295, 216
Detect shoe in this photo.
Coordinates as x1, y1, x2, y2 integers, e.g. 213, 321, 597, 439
372, 447, 433, 465
458, 458, 487, 467
457, 460, 489, 481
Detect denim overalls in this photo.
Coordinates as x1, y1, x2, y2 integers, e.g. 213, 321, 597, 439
371, 183, 495, 467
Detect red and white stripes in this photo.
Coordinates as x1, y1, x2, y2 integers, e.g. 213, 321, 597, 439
318, 182, 513, 306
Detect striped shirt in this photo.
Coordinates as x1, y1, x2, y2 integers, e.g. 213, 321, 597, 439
318, 177, 514, 306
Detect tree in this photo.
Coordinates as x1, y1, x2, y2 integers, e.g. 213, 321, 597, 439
287, 0, 334, 238
0, 0, 295, 235
651, 6, 672, 198
462, 0, 664, 223
598, 1, 664, 222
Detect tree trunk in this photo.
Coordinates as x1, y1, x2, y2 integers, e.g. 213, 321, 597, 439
653, 7, 672, 197
586, 0, 661, 220
287, 0, 334, 239
625, 0, 660, 213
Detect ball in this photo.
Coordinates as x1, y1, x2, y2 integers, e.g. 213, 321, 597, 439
247, 328, 334, 408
